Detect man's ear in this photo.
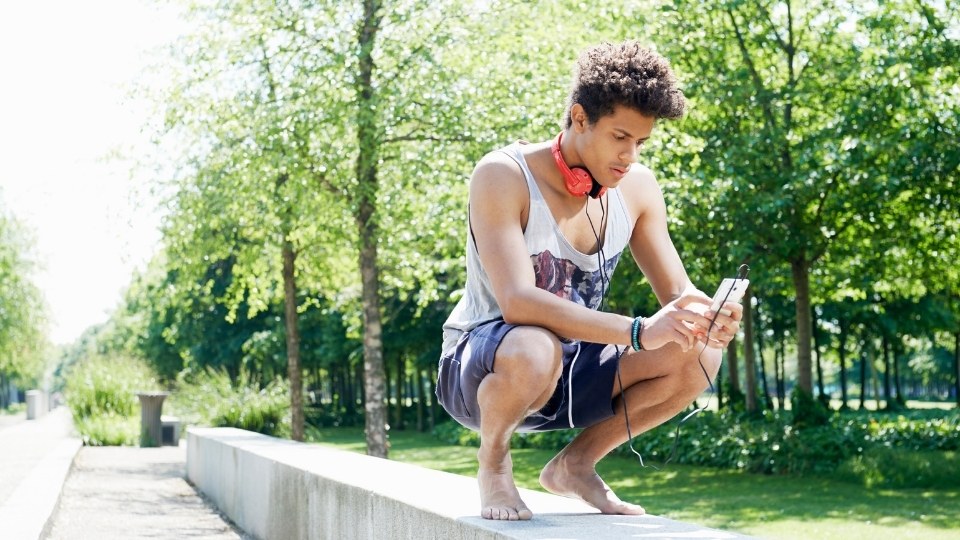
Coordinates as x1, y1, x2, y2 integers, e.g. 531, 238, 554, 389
570, 104, 589, 133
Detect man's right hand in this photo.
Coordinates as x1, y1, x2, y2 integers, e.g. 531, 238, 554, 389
639, 292, 714, 352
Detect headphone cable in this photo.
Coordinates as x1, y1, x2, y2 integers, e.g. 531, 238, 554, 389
585, 194, 650, 467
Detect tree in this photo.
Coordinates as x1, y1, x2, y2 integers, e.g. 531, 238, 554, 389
650, 0, 960, 400
0, 203, 47, 402
148, 0, 601, 453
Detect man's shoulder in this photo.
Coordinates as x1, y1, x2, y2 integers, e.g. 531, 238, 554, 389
471, 146, 525, 189
619, 163, 665, 222
469, 145, 533, 213
618, 163, 661, 201
624, 162, 656, 187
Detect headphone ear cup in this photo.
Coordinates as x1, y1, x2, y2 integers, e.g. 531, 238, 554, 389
567, 167, 594, 197
552, 131, 606, 198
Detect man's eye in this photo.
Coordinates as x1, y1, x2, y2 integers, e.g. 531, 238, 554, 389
614, 134, 626, 140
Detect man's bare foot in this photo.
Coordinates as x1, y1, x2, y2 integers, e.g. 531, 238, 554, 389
477, 450, 533, 520
539, 452, 645, 515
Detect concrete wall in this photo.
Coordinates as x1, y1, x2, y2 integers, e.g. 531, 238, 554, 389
187, 427, 753, 540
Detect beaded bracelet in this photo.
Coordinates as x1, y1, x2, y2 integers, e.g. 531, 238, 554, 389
631, 316, 645, 351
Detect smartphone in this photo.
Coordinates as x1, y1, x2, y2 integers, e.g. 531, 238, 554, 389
710, 278, 749, 316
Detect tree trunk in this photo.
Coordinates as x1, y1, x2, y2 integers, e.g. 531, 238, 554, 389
416, 369, 425, 432
282, 241, 304, 441
716, 361, 724, 409
838, 317, 849, 409
954, 330, 959, 408
859, 348, 868, 409
429, 365, 437, 430
755, 299, 773, 410
394, 353, 404, 430
355, 0, 388, 458
776, 333, 786, 410
773, 343, 781, 410
743, 289, 757, 412
882, 334, 892, 408
343, 365, 354, 415
790, 258, 814, 394
812, 308, 826, 401
385, 354, 393, 415
727, 336, 740, 396
331, 369, 339, 410
357, 360, 366, 406
0, 372, 7, 409
893, 340, 905, 405
871, 346, 882, 410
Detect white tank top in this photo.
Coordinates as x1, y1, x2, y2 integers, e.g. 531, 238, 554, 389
441, 141, 634, 352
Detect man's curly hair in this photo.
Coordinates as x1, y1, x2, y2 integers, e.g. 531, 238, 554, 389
564, 41, 685, 127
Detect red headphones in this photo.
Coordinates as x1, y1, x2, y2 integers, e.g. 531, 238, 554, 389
551, 131, 605, 199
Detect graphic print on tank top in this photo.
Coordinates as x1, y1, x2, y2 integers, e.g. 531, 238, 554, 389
532, 250, 622, 310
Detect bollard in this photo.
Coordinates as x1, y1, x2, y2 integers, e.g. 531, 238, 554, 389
137, 392, 170, 447
26, 390, 44, 420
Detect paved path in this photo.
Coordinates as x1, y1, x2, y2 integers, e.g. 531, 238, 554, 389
0, 408, 81, 539
0, 410, 27, 429
46, 445, 248, 540
0, 406, 248, 540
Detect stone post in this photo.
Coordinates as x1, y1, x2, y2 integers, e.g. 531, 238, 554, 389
137, 392, 169, 447
26, 390, 45, 420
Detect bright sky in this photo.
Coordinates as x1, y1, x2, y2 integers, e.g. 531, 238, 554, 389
0, 1, 182, 345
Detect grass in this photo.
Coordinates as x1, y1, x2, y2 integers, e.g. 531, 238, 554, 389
1, 402, 26, 415
310, 426, 960, 540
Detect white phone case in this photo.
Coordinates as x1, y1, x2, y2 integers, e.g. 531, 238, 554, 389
710, 278, 749, 315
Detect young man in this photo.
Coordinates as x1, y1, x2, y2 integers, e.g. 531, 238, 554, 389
437, 41, 743, 521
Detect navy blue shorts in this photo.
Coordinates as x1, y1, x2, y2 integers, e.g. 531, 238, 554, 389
436, 319, 622, 432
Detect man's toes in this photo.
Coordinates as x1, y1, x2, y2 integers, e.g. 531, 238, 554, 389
485, 506, 506, 520
627, 504, 645, 515
616, 501, 645, 515
482, 505, 532, 520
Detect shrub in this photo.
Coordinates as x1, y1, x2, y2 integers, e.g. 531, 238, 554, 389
65, 354, 159, 446
432, 407, 960, 487
171, 367, 290, 438
2, 402, 26, 415
74, 414, 140, 446
836, 449, 960, 489
65, 355, 158, 419
791, 387, 830, 428
304, 405, 365, 429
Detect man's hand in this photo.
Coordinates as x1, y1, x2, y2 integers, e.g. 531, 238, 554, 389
641, 291, 743, 352
685, 291, 743, 350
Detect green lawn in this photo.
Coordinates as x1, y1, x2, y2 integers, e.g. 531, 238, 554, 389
310, 426, 960, 540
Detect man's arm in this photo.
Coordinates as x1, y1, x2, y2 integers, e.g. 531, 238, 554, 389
622, 165, 742, 349
623, 165, 696, 304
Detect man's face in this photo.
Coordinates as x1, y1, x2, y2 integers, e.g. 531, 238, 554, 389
576, 105, 656, 187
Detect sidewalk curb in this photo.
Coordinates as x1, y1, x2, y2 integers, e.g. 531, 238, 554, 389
0, 437, 82, 540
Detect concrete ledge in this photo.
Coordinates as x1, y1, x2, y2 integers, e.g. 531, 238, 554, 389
187, 427, 753, 540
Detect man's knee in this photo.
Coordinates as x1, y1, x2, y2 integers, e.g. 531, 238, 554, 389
494, 326, 563, 391
681, 345, 722, 393
673, 346, 722, 395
